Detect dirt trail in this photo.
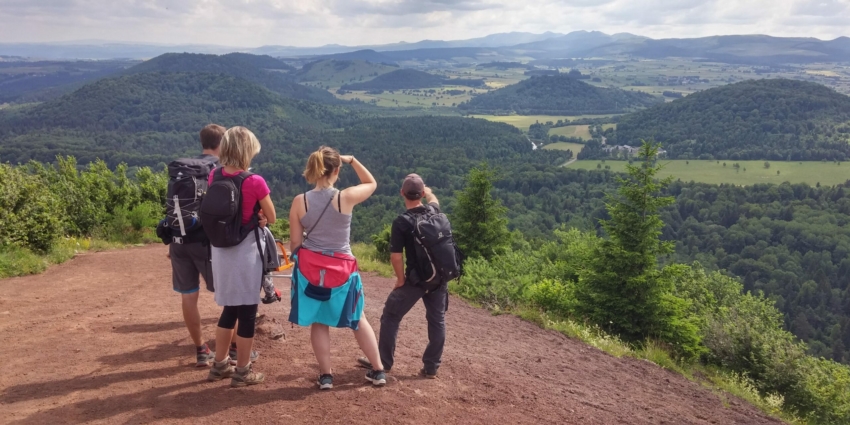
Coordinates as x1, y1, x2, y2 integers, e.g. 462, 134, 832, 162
0, 245, 782, 424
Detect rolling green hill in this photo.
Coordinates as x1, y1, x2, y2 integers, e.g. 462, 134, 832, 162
295, 59, 398, 86
613, 79, 850, 160
126, 53, 336, 103
0, 72, 358, 165
458, 74, 662, 115
340, 69, 446, 90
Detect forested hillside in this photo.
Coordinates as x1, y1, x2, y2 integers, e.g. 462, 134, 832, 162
0, 72, 359, 165
0, 60, 133, 103
479, 166, 850, 364
125, 53, 336, 103
458, 74, 662, 114
613, 79, 850, 160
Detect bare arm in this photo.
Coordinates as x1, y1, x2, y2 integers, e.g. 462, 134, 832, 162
289, 194, 305, 249
258, 195, 276, 225
423, 186, 439, 206
390, 253, 405, 289
339, 156, 376, 213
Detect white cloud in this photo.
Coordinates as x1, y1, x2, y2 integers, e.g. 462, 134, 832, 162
0, 0, 846, 46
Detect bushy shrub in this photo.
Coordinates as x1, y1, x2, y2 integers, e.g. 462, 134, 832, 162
0, 164, 63, 253
0, 156, 166, 253
454, 251, 541, 309
371, 224, 392, 263
528, 279, 575, 318
797, 356, 850, 424
267, 218, 290, 241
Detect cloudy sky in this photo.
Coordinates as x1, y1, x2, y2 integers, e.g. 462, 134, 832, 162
1, 0, 848, 46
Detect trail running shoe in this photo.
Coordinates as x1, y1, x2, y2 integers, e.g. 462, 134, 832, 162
365, 369, 387, 386
231, 362, 265, 388
420, 368, 437, 379
196, 344, 214, 367
229, 345, 260, 365
207, 358, 234, 381
317, 374, 334, 390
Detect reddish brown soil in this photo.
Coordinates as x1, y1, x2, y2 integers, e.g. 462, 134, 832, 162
0, 245, 783, 424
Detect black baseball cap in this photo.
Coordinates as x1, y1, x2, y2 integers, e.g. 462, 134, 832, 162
402, 173, 425, 199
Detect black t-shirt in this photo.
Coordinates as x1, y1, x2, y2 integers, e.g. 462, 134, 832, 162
390, 202, 441, 274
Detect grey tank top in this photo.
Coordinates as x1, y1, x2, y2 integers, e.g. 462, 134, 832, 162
301, 188, 353, 255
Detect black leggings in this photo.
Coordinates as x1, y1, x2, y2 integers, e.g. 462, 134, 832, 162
217, 304, 258, 338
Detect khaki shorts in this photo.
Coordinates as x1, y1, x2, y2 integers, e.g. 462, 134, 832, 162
170, 242, 214, 293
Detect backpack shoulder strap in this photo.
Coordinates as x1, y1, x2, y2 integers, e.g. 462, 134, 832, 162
211, 167, 225, 182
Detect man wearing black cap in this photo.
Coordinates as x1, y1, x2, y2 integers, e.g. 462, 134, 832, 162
358, 173, 447, 378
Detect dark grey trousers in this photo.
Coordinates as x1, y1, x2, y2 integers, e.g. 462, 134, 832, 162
379, 281, 447, 374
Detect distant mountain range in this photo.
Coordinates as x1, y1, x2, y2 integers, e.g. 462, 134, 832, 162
3, 31, 849, 65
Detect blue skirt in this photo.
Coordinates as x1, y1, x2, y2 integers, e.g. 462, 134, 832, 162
288, 254, 365, 330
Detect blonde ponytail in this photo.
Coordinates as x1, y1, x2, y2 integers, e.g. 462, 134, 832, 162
303, 146, 342, 184
303, 150, 326, 184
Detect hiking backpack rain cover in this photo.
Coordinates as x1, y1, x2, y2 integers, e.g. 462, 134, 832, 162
165, 157, 216, 236
199, 169, 258, 247
406, 206, 462, 284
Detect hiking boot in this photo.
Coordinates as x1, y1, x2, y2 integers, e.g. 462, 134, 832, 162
420, 368, 437, 379
196, 344, 214, 367
229, 345, 260, 365
207, 358, 234, 381
231, 362, 265, 387
317, 374, 334, 390
365, 369, 387, 387
261, 288, 282, 304
357, 357, 391, 372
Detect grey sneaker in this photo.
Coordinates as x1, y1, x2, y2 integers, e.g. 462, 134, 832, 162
196, 344, 214, 367
231, 362, 265, 388
317, 374, 333, 390
365, 369, 387, 386
229, 346, 260, 365
207, 358, 234, 381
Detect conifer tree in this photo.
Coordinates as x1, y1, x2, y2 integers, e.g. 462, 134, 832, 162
576, 142, 700, 355
452, 164, 510, 260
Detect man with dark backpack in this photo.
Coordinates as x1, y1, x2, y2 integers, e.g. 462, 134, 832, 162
359, 174, 461, 378
156, 124, 224, 367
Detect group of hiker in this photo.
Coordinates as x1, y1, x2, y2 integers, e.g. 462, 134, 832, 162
156, 124, 461, 389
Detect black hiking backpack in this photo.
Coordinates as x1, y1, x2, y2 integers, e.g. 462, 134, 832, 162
405, 206, 464, 284
199, 169, 259, 248
165, 157, 217, 237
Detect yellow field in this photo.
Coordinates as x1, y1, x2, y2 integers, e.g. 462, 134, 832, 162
806, 70, 841, 77
567, 160, 850, 186
471, 114, 620, 129
549, 123, 617, 140
550, 125, 592, 139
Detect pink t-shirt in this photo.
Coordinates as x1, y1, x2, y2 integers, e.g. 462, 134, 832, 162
208, 169, 270, 224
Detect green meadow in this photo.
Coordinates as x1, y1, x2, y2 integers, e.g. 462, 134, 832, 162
543, 142, 586, 155
549, 123, 617, 140
567, 159, 850, 186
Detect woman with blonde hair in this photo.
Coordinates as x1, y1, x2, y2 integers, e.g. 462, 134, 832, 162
289, 146, 386, 390
202, 126, 275, 387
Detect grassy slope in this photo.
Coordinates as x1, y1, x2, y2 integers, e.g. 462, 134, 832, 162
568, 159, 850, 186
543, 142, 586, 155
